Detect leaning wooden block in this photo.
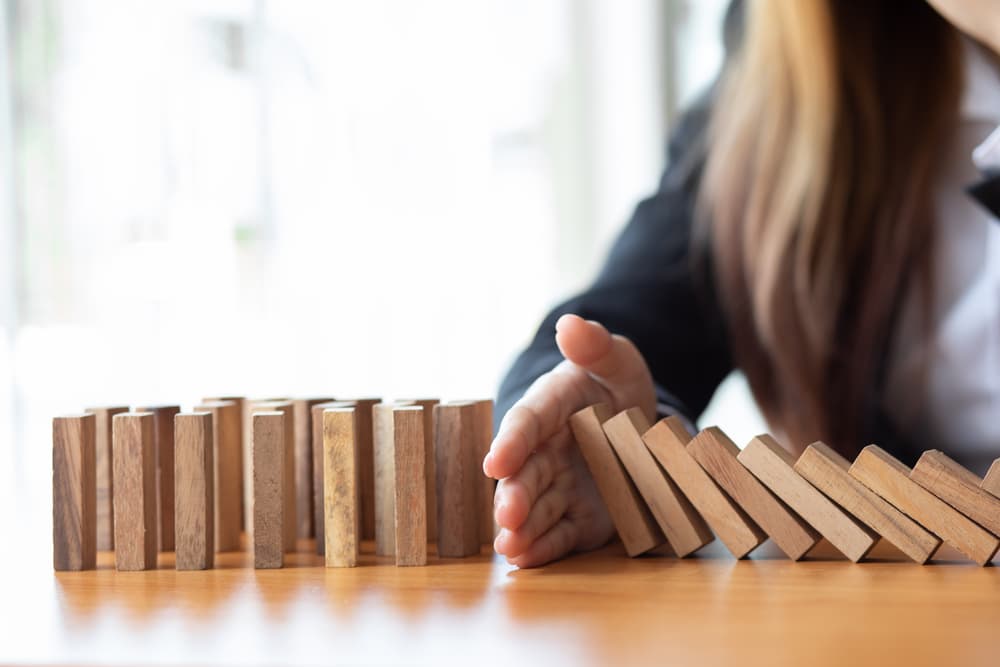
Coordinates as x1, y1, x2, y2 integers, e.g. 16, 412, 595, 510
982, 458, 1000, 499
252, 412, 284, 569
134, 405, 180, 552
603, 408, 712, 557
795, 442, 940, 564
252, 401, 297, 552
84, 405, 128, 550
313, 400, 356, 555
850, 445, 999, 566
643, 417, 765, 558
292, 398, 334, 539
435, 402, 481, 557
52, 414, 97, 571
112, 412, 158, 571
203, 396, 247, 532
738, 435, 877, 562
473, 399, 496, 545
393, 406, 427, 566
911, 450, 1000, 537
568, 404, 664, 557
687, 427, 819, 560
195, 401, 242, 552
399, 398, 440, 542
324, 407, 360, 567
174, 412, 215, 570
373, 402, 398, 557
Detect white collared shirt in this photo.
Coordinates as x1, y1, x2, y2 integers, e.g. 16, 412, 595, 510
884, 39, 1000, 473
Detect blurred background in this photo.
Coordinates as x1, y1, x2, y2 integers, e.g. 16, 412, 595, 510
0, 0, 765, 520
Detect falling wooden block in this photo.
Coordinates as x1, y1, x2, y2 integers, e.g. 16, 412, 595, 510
687, 428, 819, 560
435, 402, 481, 557
203, 396, 247, 533
850, 445, 999, 566
911, 450, 1000, 538
194, 401, 242, 552
252, 411, 284, 569
643, 417, 765, 558
112, 412, 158, 571
174, 412, 215, 570
393, 406, 427, 566
292, 398, 334, 540
603, 408, 712, 557
398, 398, 440, 541
737, 435, 877, 562
568, 404, 664, 557
982, 458, 1000, 499
84, 405, 128, 551
373, 402, 398, 557
795, 442, 940, 564
324, 407, 360, 567
134, 405, 180, 552
312, 400, 356, 555
252, 401, 296, 552
473, 399, 496, 545
52, 414, 97, 571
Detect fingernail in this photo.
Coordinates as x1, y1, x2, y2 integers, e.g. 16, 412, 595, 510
482, 452, 493, 475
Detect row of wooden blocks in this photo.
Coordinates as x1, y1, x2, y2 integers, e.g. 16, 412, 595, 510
52, 397, 495, 571
572, 404, 1000, 565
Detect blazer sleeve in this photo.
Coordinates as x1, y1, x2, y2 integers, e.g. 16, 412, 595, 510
495, 93, 734, 432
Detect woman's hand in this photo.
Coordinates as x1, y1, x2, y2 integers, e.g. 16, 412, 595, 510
484, 313, 657, 567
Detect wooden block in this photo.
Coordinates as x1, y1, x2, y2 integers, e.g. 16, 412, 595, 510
52, 414, 97, 571
174, 412, 215, 570
643, 417, 766, 558
393, 406, 427, 566
850, 445, 999, 566
312, 400, 356, 555
324, 407, 360, 567
398, 398, 440, 541
568, 404, 664, 557
203, 396, 247, 532
194, 401, 242, 552
603, 408, 712, 557
134, 405, 180, 552
84, 405, 128, 550
687, 428, 819, 560
292, 398, 333, 539
737, 435, 877, 562
373, 402, 397, 557
252, 401, 296, 552
911, 450, 1000, 537
795, 442, 940, 564
252, 412, 284, 569
982, 458, 1000, 498
435, 402, 481, 557
112, 413, 158, 571
473, 399, 496, 545
343, 398, 381, 542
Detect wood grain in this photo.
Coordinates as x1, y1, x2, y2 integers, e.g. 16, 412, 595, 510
687, 427, 819, 560
373, 402, 397, 557
134, 405, 180, 552
292, 398, 334, 539
911, 450, 1000, 537
323, 407, 360, 567
473, 399, 496, 545
112, 413, 158, 571
568, 404, 664, 557
435, 402, 481, 557
850, 445, 999, 566
252, 411, 284, 569
982, 458, 1000, 499
194, 401, 242, 552
393, 406, 427, 566
738, 435, 877, 562
202, 396, 247, 533
643, 417, 765, 558
52, 414, 97, 571
174, 412, 215, 570
84, 405, 128, 551
795, 442, 940, 564
312, 401, 356, 555
252, 401, 296, 552
347, 398, 381, 542
399, 398, 440, 541
603, 408, 712, 557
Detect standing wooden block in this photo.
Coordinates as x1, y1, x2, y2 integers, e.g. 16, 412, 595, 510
252, 401, 296, 552
112, 413, 158, 571
981, 458, 1000, 498
737, 435, 877, 562
194, 401, 242, 552
568, 404, 664, 557
203, 396, 247, 532
603, 408, 712, 557
324, 407, 360, 567
850, 445, 999, 566
134, 405, 180, 552
84, 405, 128, 550
174, 412, 215, 570
473, 399, 496, 545
911, 450, 1000, 537
252, 412, 284, 569
52, 414, 97, 571
643, 417, 765, 558
373, 402, 398, 557
393, 406, 427, 566
435, 402, 481, 557
795, 442, 940, 564
687, 428, 819, 560
345, 398, 381, 542
292, 398, 333, 539
313, 400, 356, 555
399, 398, 440, 541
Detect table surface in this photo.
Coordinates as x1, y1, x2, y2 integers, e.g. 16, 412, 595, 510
4, 523, 1000, 667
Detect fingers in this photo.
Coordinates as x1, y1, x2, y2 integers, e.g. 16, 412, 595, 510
554, 313, 650, 390
494, 483, 571, 559
507, 517, 579, 569
494, 445, 561, 531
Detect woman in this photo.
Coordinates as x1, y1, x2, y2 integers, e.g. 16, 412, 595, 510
485, 0, 1000, 568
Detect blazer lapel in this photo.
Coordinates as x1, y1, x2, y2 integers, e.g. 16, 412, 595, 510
968, 172, 1000, 220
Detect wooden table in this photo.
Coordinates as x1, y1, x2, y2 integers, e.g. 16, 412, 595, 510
4, 530, 1000, 666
